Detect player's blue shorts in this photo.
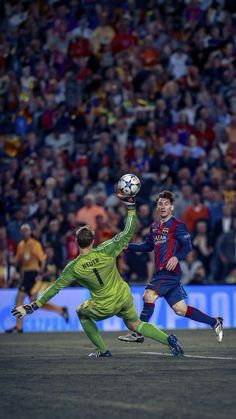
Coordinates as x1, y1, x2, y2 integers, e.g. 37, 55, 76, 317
145, 270, 187, 307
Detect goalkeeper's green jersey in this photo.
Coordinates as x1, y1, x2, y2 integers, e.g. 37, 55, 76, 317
36, 209, 137, 313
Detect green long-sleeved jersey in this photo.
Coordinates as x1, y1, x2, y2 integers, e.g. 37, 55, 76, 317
36, 209, 137, 313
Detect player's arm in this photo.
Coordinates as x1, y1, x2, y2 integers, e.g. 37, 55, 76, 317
14, 242, 23, 264
11, 264, 76, 319
96, 195, 137, 257
166, 224, 192, 271
127, 233, 154, 252
175, 223, 192, 260
127, 222, 154, 253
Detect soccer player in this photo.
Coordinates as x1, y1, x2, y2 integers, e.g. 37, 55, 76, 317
119, 190, 223, 344
12, 195, 184, 357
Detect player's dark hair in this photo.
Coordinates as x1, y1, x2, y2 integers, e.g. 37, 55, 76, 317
76, 226, 95, 248
157, 190, 175, 204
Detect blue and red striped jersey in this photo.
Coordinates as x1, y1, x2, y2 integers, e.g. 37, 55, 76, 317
128, 216, 192, 274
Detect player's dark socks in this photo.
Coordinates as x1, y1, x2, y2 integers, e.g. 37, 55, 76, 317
140, 303, 155, 322
185, 306, 216, 327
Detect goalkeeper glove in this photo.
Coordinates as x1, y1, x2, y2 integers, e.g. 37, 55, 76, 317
116, 193, 136, 210
11, 302, 39, 319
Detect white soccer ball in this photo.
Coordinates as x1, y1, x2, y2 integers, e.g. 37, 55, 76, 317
118, 174, 141, 197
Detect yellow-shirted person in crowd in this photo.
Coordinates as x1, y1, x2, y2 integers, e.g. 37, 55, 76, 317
6, 224, 46, 333
6, 225, 69, 333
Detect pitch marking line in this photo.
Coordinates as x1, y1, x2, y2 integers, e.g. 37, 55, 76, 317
140, 351, 236, 361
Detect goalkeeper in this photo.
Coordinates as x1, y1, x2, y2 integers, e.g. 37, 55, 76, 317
12, 194, 184, 357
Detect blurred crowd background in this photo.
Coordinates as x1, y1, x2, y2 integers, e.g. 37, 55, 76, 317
0, 0, 236, 289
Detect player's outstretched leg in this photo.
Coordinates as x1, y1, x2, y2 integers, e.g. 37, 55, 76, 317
125, 320, 184, 357
173, 302, 224, 343
79, 316, 112, 358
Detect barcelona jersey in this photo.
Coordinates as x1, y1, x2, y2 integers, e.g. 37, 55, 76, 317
128, 216, 192, 275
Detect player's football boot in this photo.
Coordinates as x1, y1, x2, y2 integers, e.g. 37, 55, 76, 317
88, 350, 112, 358
61, 307, 69, 323
167, 334, 184, 357
213, 317, 223, 342
118, 332, 144, 343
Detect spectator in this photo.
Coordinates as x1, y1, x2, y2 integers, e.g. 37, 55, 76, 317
44, 130, 74, 157
211, 203, 233, 243
182, 193, 209, 234
216, 217, 236, 280
43, 219, 64, 267
76, 194, 108, 230
0, 251, 19, 288
173, 185, 193, 220
0, 226, 16, 256
222, 178, 236, 204
124, 233, 154, 285
62, 212, 79, 262
192, 219, 213, 275
164, 130, 184, 160
111, 15, 137, 54
94, 215, 113, 246
7, 207, 30, 245
169, 47, 189, 81
137, 204, 152, 234
91, 12, 115, 55
130, 143, 150, 175
180, 251, 206, 285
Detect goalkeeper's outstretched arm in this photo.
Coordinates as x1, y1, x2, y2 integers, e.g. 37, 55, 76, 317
11, 264, 75, 318
96, 194, 137, 257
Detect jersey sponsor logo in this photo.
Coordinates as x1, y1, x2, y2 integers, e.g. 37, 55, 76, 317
81, 258, 99, 269
154, 234, 167, 244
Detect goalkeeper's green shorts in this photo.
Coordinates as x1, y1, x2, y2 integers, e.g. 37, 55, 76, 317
77, 294, 139, 322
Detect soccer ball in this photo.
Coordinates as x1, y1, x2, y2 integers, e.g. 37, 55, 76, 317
118, 174, 141, 197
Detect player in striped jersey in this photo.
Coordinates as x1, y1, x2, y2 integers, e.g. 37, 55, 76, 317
119, 190, 223, 344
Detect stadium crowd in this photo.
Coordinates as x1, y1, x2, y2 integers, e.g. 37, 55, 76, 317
0, 0, 236, 290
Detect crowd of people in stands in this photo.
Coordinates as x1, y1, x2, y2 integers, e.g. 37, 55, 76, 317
0, 0, 236, 289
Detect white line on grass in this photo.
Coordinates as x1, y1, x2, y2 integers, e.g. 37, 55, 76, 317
140, 352, 236, 361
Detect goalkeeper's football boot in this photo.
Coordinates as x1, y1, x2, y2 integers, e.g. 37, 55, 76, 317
88, 350, 112, 358
167, 334, 184, 357
118, 332, 144, 343
213, 317, 223, 342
